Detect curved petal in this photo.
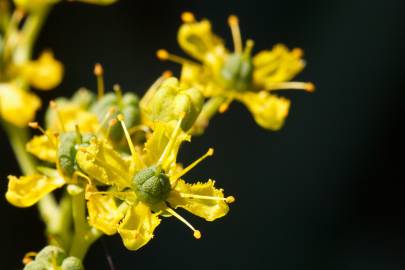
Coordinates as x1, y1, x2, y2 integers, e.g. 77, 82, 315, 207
118, 202, 161, 251
86, 186, 125, 235
237, 91, 290, 131
167, 179, 229, 221
6, 174, 65, 207
26, 132, 57, 163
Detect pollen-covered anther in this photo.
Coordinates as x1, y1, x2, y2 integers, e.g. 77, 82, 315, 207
117, 114, 124, 121
162, 70, 173, 78
292, 48, 304, 58
93, 63, 104, 76
194, 230, 202, 239
305, 82, 315, 92
228, 14, 239, 27
22, 251, 37, 265
28, 122, 39, 129
157, 49, 170, 60
226, 196, 235, 203
181, 11, 195, 23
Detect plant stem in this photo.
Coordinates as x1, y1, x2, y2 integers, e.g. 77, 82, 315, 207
193, 96, 226, 134
69, 191, 101, 260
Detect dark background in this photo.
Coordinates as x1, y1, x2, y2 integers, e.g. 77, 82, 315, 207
1, 0, 405, 269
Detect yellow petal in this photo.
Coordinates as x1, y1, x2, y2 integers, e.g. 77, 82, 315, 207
74, 0, 117, 5
86, 186, 126, 235
26, 132, 57, 163
178, 19, 227, 70
167, 179, 229, 221
0, 83, 41, 127
6, 174, 65, 207
46, 104, 99, 133
237, 91, 290, 130
118, 202, 161, 251
76, 140, 132, 188
253, 45, 305, 86
21, 51, 64, 91
143, 121, 190, 170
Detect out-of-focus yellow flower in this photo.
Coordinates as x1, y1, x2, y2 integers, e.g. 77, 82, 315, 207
13, 0, 117, 11
0, 83, 41, 127
74, 0, 118, 5
158, 12, 314, 131
77, 114, 234, 250
20, 51, 64, 91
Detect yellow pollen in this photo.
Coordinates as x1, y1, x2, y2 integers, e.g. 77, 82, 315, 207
162, 70, 173, 78
22, 251, 37, 265
226, 196, 235, 203
94, 63, 104, 76
228, 15, 239, 26
194, 230, 202, 239
181, 11, 195, 23
28, 122, 39, 129
157, 49, 169, 60
292, 48, 304, 58
305, 82, 315, 92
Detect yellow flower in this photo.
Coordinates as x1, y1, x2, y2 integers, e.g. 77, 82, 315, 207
157, 12, 314, 131
77, 114, 234, 250
20, 51, 64, 91
0, 83, 41, 127
13, 0, 59, 11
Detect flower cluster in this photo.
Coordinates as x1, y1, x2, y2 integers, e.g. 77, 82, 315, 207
1, 5, 314, 268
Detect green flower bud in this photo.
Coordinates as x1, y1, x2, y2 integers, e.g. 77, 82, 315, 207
58, 132, 78, 177
35, 245, 66, 267
147, 77, 204, 131
61, 257, 84, 270
23, 261, 47, 270
132, 166, 171, 205
71, 88, 96, 109
90, 92, 140, 142
58, 132, 93, 177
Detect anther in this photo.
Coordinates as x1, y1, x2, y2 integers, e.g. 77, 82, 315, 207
305, 82, 315, 92
94, 63, 105, 99
157, 49, 169, 60
226, 196, 235, 203
181, 11, 195, 23
162, 70, 173, 78
292, 48, 304, 58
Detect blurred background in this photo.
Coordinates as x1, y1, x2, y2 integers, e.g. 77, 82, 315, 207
1, 0, 405, 269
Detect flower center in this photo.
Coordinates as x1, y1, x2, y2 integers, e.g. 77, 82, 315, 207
132, 166, 171, 205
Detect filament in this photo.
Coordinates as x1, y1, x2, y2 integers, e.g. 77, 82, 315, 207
175, 192, 235, 203
228, 15, 243, 54
166, 207, 201, 239
28, 122, 57, 148
265, 81, 315, 92
94, 63, 105, 99
50, 101, 66, 132
117, 115, 145, 168
156, 49, 197, 65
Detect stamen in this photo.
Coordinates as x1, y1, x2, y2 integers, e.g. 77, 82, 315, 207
105, 119, 118, 139
228, 15, 243, 54
243, 39, 255, 58
166, 207, 201, 239
78, 146, 129, 181
265, 81, 315, 93
113, 84, 123, 105
292, 48, 304, 58
176, 192, 235, 204
219, 98, 233, 113
117, 114, 145, 168
181, 11, 196, 23
28, 122, 53, 145
96, 107, 116, 135
156, 49, 197, 65
22, 251, 37, 265
50, 101, 66, 132
171, 148, 214, 184
94, 63, 105, 99
157, 112, 185, 167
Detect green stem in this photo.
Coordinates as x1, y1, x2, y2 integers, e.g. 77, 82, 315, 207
193, 96, 226, 135
69, 191, 101, 260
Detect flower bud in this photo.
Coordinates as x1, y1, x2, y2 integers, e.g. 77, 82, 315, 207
90, 92, 140, 142
145, 77, 204, 131
35, 245, 66, 267
61, 257, 84, 270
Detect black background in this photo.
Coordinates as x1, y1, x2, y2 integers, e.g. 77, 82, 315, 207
1, 0, 405, 269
